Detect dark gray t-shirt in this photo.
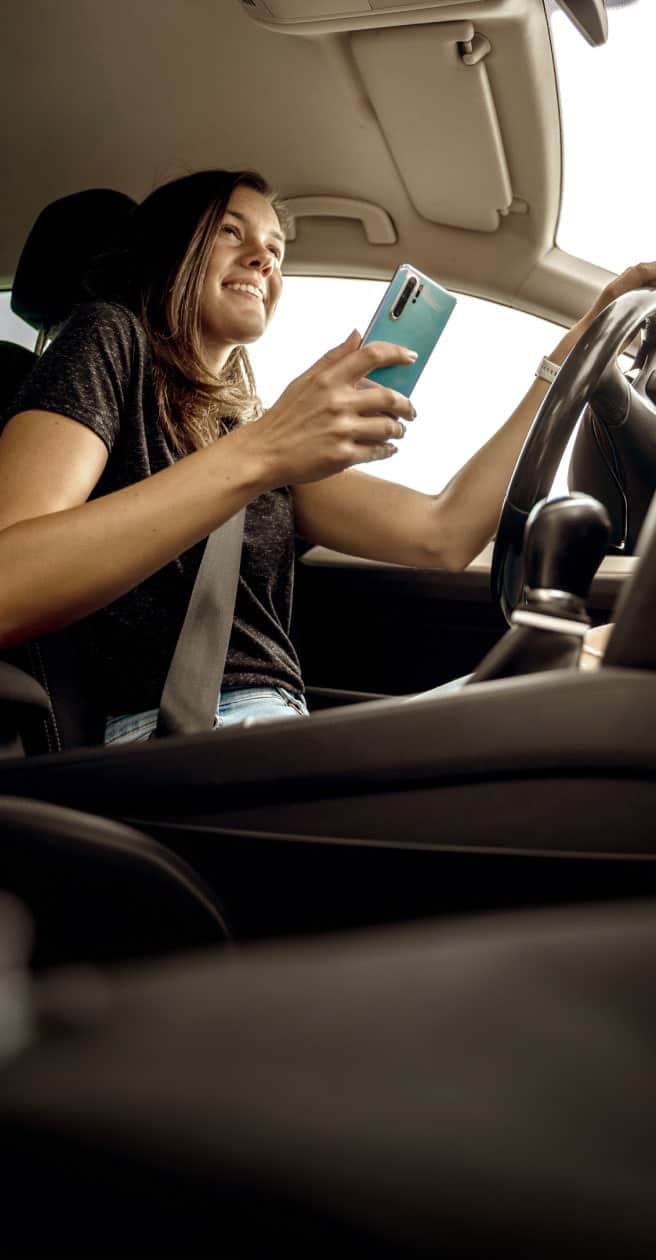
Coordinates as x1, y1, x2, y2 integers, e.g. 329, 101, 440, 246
6, 300, 303, 714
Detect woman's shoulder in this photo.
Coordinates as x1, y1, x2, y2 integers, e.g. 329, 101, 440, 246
63, 299, 147, 345
47, 300, 153, 383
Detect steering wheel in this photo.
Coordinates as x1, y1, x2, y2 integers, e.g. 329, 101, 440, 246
492, 287, 656, 622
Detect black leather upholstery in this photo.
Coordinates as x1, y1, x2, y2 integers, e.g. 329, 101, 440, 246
0, 661, 51, 757
2, 898, 655, 1255
5, 632, 105, 755
0, 795, 230, 965
0, 341, 35, 412
10, 188, 135, 333
1, 188, 139, 753
0, 190, 233, 962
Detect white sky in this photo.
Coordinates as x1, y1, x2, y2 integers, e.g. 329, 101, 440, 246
553, 0, 653, 272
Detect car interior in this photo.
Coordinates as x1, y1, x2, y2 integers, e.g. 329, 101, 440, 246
0, 1, 655, 1254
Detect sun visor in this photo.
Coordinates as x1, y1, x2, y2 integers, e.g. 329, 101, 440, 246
238, 0, 498, 26
350, 21, 512, 233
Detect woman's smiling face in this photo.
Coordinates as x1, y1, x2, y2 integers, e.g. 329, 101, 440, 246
200, 184, 285, 373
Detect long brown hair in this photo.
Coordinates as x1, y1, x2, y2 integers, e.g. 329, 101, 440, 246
92, 169, 289, 454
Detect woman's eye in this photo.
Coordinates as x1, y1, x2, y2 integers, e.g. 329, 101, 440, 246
221, 224, 240, 239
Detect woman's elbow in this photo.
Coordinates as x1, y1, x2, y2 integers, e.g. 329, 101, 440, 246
419, 494, 495, 573
419, 516, 481, 572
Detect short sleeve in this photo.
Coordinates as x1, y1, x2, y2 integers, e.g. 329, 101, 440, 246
3, 301, 142, 453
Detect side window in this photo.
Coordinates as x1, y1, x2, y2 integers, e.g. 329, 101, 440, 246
249, 277, 570, 498
0, 291, 34, 349
0, 291, 34, 352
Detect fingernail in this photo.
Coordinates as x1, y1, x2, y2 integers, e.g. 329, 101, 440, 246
406, 350, 418, 362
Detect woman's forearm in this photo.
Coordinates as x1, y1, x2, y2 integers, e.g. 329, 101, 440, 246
429, 316, 594, 570
0, 426, 268, 648
0, 335, 422, 646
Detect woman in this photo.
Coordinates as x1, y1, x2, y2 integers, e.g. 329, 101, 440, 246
0, 169, 649, 740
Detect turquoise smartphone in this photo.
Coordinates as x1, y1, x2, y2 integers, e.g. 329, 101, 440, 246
360, 264, 457, 396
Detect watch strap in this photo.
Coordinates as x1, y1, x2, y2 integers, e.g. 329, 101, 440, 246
535, 356, 560, 384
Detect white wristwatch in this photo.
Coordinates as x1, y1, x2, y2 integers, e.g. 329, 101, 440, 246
535, 356, 560, 384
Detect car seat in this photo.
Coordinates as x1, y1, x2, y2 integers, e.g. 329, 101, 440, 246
1, 187, 138, 754
0, 191, 231, 962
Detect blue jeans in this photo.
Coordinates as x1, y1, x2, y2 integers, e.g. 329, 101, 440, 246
104, 677, 470, 746
105, 686, 309, 745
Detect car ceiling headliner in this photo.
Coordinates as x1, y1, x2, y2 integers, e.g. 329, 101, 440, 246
0, 0, 611, 323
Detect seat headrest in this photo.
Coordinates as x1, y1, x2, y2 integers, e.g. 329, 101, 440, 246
11, 189, 136, 332
0, 342, 36, 406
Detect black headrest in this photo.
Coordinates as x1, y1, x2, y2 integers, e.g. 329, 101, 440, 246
11, 189, 136, 332
0, 342, 36, 406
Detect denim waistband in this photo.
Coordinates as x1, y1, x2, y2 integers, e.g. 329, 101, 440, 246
105, 685, 309, 745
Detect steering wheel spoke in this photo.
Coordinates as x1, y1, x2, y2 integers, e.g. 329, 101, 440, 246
589, 360, 630, 428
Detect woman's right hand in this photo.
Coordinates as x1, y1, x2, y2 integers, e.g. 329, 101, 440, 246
242, 330, 418, 486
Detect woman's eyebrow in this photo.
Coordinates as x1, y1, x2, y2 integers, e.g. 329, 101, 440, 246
224, 208, 285, 245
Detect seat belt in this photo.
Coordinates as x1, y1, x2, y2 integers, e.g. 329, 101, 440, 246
154, 508, 246, 738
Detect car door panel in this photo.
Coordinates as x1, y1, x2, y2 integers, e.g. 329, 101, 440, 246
293, 545, 629, 697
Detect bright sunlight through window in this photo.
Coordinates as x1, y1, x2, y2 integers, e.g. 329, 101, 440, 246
551, 0, 652, 272
250, 278, 564, 498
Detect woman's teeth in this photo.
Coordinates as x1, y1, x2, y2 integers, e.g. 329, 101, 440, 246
225, 283, 263, 300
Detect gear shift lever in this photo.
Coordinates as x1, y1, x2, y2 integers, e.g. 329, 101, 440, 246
470, 494, 611, 682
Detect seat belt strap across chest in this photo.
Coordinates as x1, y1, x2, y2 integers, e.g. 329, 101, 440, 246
155, 508, 246, 738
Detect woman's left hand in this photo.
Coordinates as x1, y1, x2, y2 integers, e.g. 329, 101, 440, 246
553, 262, 656, 365
588, 261, 656, 323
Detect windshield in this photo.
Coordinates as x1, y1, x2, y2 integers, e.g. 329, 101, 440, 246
550, 0, 653, 273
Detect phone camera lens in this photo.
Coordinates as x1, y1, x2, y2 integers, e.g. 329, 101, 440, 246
391, 277, 418, 320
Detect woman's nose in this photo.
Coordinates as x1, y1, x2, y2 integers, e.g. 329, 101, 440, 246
247, 249, 273, 273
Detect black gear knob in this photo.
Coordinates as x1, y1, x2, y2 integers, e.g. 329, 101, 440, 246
469, 494, 611, 684
523, 493, 611, 607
